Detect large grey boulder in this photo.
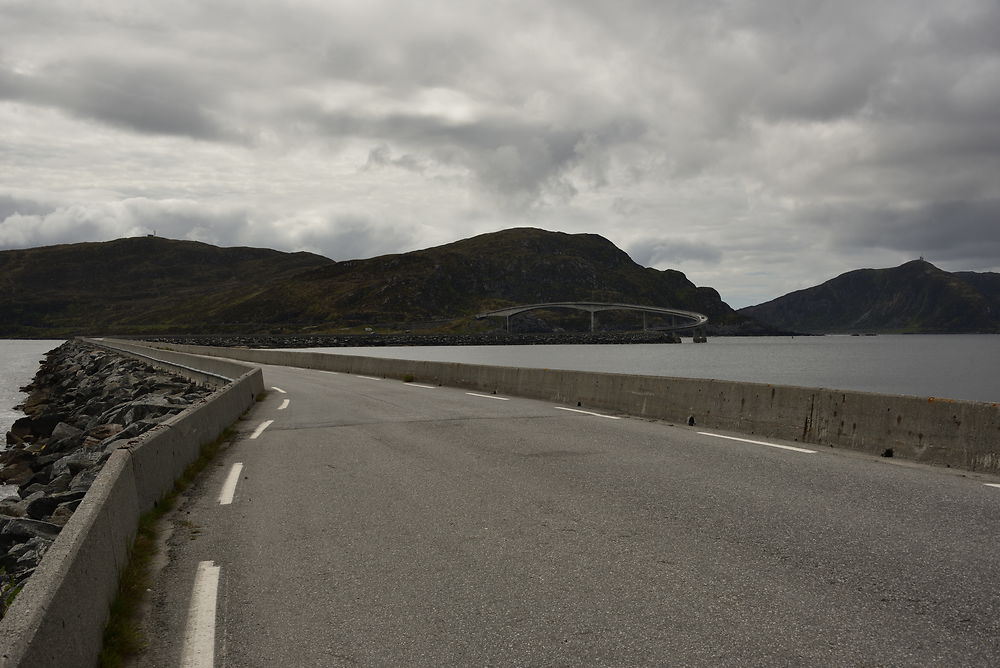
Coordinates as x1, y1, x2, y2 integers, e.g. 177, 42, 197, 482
1, 518, 61, 541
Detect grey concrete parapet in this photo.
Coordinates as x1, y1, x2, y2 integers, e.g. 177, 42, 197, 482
0, 340, 263, 668
143, 340, 1000, 474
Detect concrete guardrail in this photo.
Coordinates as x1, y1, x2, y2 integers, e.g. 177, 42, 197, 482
0, 339, 263, 668
140, 340, 1000, 474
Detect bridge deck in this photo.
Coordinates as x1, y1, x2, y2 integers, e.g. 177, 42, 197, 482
476, 301, 708, 331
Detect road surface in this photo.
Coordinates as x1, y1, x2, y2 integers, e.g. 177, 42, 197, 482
137, 362, 1000, 666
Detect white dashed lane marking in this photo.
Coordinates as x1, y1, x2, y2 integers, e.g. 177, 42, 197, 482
249, 420, 274, 439
218, 463, 244, 505
698, 431, 817, 454
271, 386, 287, 394
554, 407, 621, 419
179, 561, 221, 668
466, 392, 509, 401
278, 399, 290, 410
356, 375, 381, 381
985, 483, 1000, 489
405, 383, 437, 389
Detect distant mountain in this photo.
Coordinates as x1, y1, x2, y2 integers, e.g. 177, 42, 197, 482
0, 236, 333, 336
0, 228, 757, 336
739, 260, 1000, 334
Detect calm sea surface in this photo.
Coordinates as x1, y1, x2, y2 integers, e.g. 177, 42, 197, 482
283, 335, 1000, 404
0, 340, 64, 438
1, 336, 997, 440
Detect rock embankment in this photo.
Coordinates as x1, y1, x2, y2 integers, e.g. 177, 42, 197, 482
0, 341, 214, 616
144, 330, 686, 349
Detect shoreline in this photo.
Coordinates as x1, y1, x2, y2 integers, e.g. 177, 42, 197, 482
1, 341, 215, 617
138, 331, 701, 348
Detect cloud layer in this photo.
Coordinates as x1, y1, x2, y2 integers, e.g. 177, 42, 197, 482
2, 0, 998, 306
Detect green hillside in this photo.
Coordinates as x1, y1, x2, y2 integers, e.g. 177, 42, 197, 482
739, 260, 1000, 334
0, 228, 749, 336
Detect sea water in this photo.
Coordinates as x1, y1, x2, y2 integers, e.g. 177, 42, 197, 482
282, 335, 1000, 404
0, 340, 64, 440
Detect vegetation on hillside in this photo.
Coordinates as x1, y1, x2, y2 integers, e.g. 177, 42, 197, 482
739, 259, 1000, 334
0, 229, 750, 336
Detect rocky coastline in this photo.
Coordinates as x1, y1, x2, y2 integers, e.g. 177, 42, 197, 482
0, 341, 214, 617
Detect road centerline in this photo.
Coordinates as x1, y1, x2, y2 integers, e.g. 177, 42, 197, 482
270, 386, 287, 394
554, 406, 621, 419
466, 392, 510, 401
249, 420, 274, 439
218, 463, 244, 505
356, 375, 382, 381
277, 398, 290, 410
698, 431, 817, 454
179, 560, 221, 668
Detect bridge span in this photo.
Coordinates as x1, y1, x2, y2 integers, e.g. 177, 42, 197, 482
476, 301, 708, 332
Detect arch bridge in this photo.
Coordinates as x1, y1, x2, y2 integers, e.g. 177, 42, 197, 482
476, 302, 708, 333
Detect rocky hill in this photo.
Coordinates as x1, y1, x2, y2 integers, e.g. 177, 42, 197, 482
739, 260, 1000, 334
0, 236, 333, 336
1, 228, 756, 336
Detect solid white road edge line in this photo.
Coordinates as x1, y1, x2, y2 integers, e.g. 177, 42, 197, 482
271, 386, 287, 394
218, 463, 244, 505
985, 483, 1000, 489
249, 420, 274, 440
278, 399, 290, 410
466, 392, 510, 401
554, 406, 621, 419
698, 431, 817, 454
179, 561, 221, 668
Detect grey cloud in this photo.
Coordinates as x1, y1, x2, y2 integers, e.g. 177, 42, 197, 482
364, 144, 425, 173
814, 199, 1000, 264
296, 216, 417, 261
311, 108, 647, 207
0, 199, 254, 251
0, 59, 236, 141
0, 194, 56, 221
2, 0, 999, 308
322, 35, 488, 90
627, 239, 723, 267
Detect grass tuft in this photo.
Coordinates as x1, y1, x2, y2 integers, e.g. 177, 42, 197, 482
98, 426, 237, 667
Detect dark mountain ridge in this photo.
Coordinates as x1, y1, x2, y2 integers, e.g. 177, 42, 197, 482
740, 259, 1000, 334
0, 228, 750, 336
0, 236, 333, 336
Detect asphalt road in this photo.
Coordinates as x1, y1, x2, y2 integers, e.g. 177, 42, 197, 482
138, 363, 1000, 667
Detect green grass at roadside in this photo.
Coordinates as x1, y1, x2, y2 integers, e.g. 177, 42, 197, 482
98, 426, 237, 667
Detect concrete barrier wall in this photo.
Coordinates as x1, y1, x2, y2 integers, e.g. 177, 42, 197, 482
141, 341, 1000, 474
0, 341, 263, 668
87, 338, 251, 388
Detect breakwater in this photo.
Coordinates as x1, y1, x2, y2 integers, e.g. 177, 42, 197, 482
0, 342, 214, 618
141, 330, 686, 348
0, 340, 263, 668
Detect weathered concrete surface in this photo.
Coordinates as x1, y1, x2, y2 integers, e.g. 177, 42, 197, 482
0, 341, 263, 668
131, 339, 1000, 474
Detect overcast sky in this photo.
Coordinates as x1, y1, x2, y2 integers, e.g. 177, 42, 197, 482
2, 1, 998, 307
